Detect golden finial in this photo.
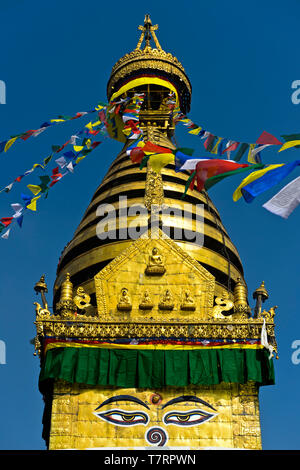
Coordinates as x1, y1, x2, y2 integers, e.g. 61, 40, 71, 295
136, 14, 161, 50
233, 277, 250, 317
60, 273, 73, 303
34, 274, 48, 309
253, 281, 269, 318
56, 273, 76, 316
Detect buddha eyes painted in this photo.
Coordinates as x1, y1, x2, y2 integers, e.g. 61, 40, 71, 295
94, 394, 218, 431
95, 409, 149, 426
163, 409, 217, 426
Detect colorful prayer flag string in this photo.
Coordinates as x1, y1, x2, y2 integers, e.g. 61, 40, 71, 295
0, 103, 107, 156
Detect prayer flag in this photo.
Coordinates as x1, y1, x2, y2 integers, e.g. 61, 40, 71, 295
1, 228, 10, 239
241, 160, 300, 202
233, 164, 284, 201
4, 137, 18, 152
262, 175, 300, 218
278, 140, 300, 152
234, 143, 249, 162
149, 153, 174, 173
205, 164, 265, 190
0, 217, 13, 227
256, 131, 282, 145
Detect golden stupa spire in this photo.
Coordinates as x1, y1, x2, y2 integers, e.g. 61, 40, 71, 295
34, 17, 277, 450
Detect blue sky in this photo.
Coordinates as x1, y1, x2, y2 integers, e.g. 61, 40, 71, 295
0, 0, 299, 450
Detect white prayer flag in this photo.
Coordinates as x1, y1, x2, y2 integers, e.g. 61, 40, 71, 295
1, 228, 10, 239
261, 318, 274, 359
262, 175, 300, 219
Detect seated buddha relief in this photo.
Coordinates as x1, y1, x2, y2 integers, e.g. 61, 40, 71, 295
145, 247, 166, 275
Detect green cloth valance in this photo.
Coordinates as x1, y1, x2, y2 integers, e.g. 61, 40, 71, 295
39, 347, 275, 389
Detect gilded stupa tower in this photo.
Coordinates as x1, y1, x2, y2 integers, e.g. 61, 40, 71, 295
34, 16, 277, 450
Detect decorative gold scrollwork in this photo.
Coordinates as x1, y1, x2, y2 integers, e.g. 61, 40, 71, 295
212, 294, 234, 319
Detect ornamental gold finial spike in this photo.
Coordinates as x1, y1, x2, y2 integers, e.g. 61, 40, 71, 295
136, 14, 161, 50
34, 275, 48, 309
56, 272, 76, 317
233, 277, 250, 317
253, 281, 269, 318
60, 273, 73, 302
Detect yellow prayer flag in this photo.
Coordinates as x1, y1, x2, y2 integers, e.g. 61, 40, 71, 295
247, 143, 256, 163
149, 153, 174, 173
188, 127, 202, 135
211, 137, 223, 155
76, 155, 86, 164
122, 128, 132, 136
32, 163, 44, 170
233, 164, 284, 201
27, 196, 41, 211
4, 136, 18, 152
27, 184, 41, 196
278, 140, 300, 152
73, 145, 84, 152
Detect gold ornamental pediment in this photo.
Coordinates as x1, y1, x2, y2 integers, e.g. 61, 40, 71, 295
94, 230, 215, 322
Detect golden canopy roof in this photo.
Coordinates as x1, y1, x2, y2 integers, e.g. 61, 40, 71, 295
107, 14, 192, 114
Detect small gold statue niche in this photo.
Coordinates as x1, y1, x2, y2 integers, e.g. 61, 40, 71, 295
145, 247, 166, 275
117, 288, 132, 311
158, 288, 174, 311
180, 289, 196, 311
139, 289, 154, 310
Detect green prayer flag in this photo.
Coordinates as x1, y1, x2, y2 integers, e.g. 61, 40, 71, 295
281, 134, 300, 148
140, 155, 149, 170
174, 147, 195, 156
181, 171, 196, 199
43, 154, 53, 166
234, 143, 249, 162
205, 164, 265, 190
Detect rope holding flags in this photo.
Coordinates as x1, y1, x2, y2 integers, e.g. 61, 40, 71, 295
0, 105, 104, 156
3, 92, 300, 240
0, 107, 109, 239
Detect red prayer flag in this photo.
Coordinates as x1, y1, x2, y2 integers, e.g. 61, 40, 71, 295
256, 131, 282, 145
0, 217, 13, 227
130, 147, 145, 163
222, 141, 240, 155
203, 134, 215, 150
142, 141, 171, 154
195, 160, 249, 191
20, 130, 37, 141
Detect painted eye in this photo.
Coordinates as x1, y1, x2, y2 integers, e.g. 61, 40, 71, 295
163, 409, 217, 426
94, 409, 149, 426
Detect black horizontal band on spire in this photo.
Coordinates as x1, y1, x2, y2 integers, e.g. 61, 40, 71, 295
57, 225, 243, 277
